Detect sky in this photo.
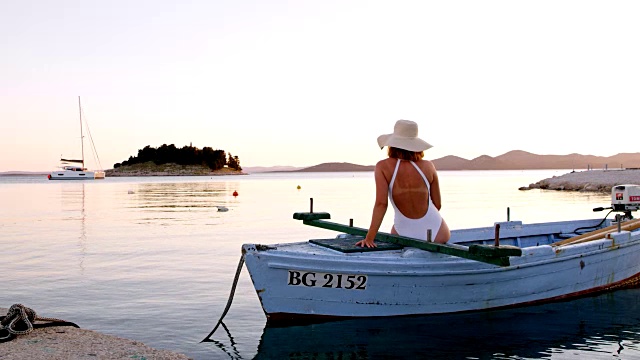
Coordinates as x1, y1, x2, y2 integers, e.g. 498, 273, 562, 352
1, 0, 639, 172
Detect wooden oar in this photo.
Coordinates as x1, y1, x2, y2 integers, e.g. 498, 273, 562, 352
552, 218, 640, 247
293, 212, 521, 267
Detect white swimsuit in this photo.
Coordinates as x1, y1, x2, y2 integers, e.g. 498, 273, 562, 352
389, 159, 443, 240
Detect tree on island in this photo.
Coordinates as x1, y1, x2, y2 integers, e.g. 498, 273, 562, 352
113, 144, 242, 171
227, 153, 241, 171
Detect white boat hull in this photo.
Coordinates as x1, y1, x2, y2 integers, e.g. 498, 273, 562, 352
48, 169, 105, 180
243, 218, 640, 323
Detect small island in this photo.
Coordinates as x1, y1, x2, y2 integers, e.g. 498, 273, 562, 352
107, 144, 245, 177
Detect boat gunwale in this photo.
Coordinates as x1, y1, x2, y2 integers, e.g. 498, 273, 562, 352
244, 230, 640, 276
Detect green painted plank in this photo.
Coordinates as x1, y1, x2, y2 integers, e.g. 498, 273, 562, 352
468, 244, 522, 257
293, 212, 331, 221
294, 212, 518, 266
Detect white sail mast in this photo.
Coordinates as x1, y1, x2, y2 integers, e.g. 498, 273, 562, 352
78, 96, 85, 170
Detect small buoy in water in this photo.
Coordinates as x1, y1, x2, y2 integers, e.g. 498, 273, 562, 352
297, 185, 301, 190
217, 206, 229, 212
128, 190, 135, 194
233, 190, 238, 197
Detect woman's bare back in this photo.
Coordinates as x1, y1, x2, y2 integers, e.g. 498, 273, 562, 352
381, 158, 435, 219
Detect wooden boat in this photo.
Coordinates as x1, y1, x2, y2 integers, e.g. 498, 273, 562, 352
242, 185, 640, 324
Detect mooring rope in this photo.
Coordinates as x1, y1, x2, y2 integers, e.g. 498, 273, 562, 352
202, 253, 245, 342
0, 304, 80, 342
209, 321, 242, 359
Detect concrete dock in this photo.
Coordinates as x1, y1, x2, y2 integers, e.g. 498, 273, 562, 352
0, 307, 190, 360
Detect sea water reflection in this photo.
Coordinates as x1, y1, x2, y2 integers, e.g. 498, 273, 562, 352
60, 183, 88, 272
131, 182, 234, 225
208, 289, 640, 359
1, 171, 637, 359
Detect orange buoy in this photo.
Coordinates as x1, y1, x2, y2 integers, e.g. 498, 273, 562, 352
233, 190, 238, 197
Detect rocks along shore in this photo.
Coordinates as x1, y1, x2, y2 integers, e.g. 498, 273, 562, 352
521, 169, 640, 193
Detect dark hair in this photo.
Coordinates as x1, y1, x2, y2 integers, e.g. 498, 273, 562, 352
388, 147, 424, 161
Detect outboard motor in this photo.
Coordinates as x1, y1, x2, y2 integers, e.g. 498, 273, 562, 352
611, 184, 640, 219
594, 184, 640, 221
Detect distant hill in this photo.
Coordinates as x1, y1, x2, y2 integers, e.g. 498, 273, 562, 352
273, 151, 640, 172
7, 151, 640, 174
433, 150, 640, 170
243, 165, 304, 173
0, 171, 48, 176
294, 163, 375, 172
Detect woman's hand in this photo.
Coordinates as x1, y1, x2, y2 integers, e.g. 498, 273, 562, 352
355, 238, 377, 248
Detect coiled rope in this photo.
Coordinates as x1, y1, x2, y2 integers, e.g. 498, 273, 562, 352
201, 253, 245, 342
0, 304, 80, 342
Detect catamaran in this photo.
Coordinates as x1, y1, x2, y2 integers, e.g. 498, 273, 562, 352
48, 97, 105, 180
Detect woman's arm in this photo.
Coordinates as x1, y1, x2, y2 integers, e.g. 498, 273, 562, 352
429, 164, 443, 210
356, 162, 389, 248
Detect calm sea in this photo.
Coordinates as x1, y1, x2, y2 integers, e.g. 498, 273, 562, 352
2, 170, 639, 360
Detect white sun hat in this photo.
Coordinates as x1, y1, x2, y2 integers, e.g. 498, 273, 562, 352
377, 119, 433, 152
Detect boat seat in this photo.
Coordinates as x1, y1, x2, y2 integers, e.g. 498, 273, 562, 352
309, 237, 403, 253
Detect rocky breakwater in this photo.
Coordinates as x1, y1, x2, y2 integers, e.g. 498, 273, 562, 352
521, 169, 640, 193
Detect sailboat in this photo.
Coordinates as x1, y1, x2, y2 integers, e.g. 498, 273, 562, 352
48, 97, 105, 180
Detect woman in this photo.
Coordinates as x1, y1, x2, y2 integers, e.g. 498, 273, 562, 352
356, 119, 451, 248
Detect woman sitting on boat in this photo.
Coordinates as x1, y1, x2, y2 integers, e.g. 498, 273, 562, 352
356, 119, 451, 248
